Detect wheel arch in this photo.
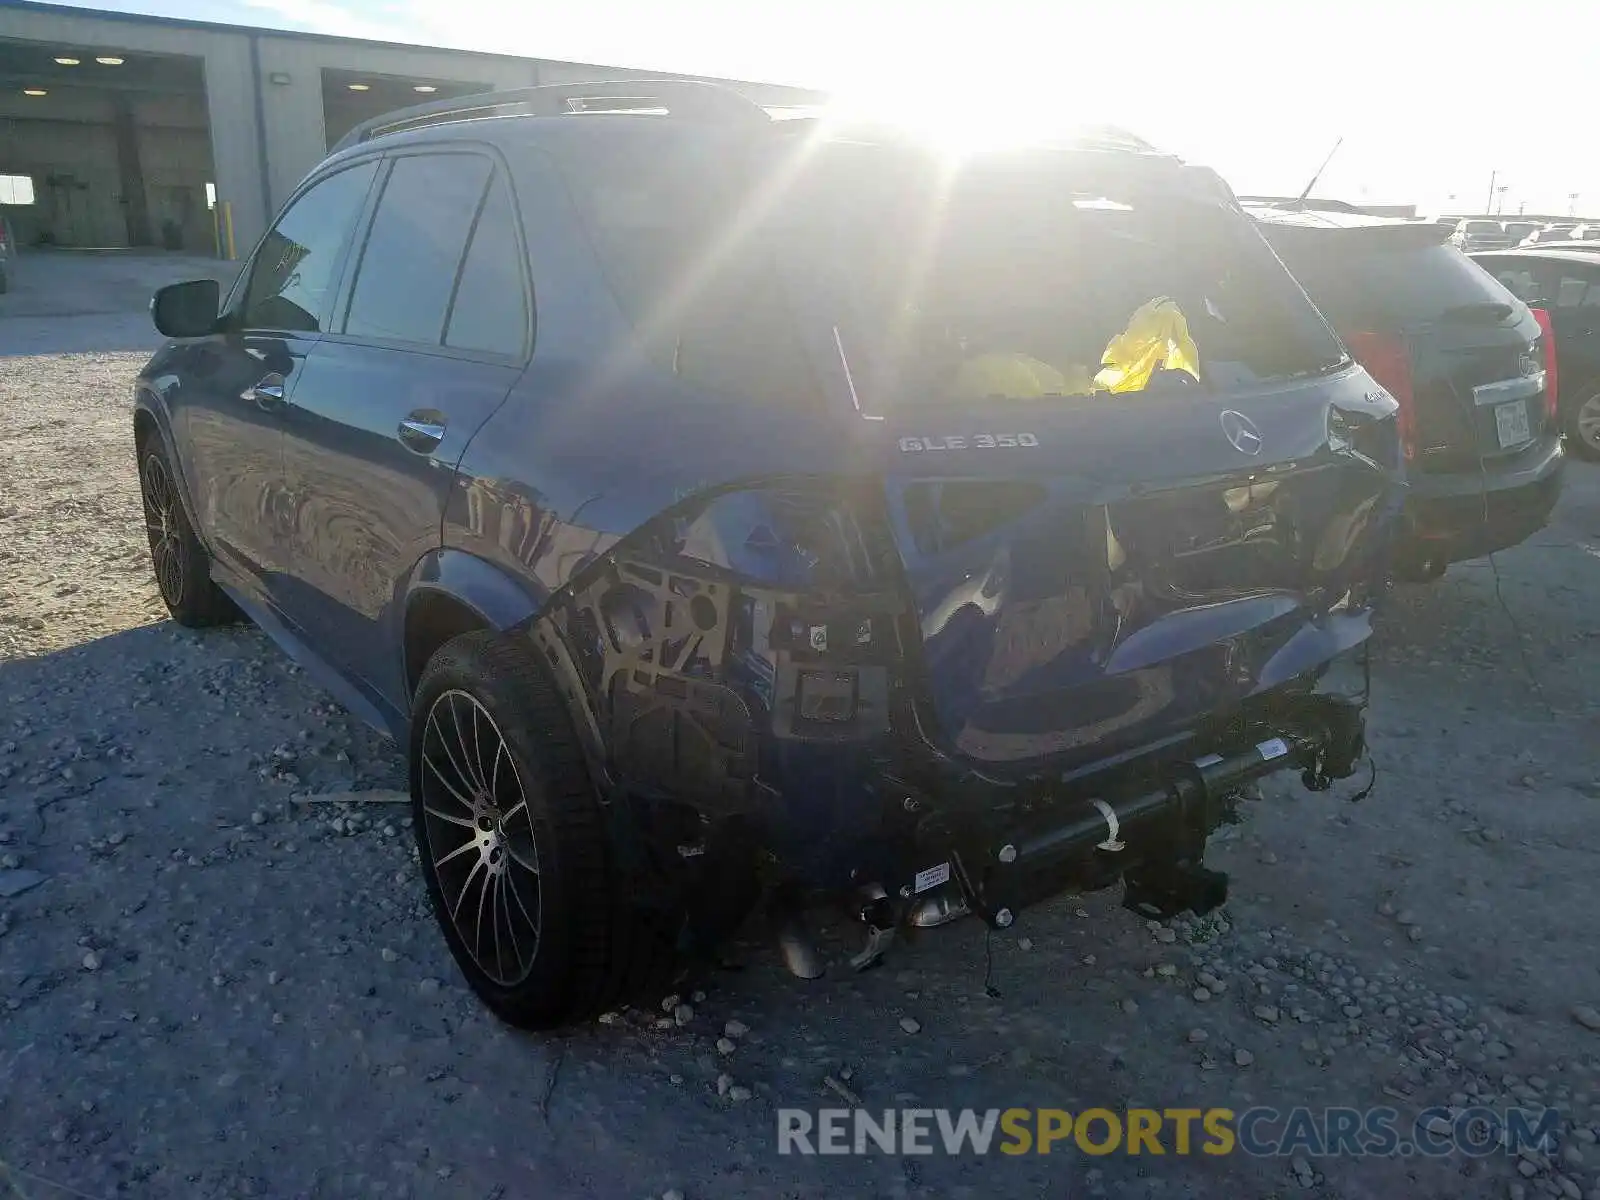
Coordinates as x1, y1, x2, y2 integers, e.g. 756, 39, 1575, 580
132, 393, 208, 551
399, 548, 546, 703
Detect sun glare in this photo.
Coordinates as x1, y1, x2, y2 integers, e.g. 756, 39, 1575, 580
824, 75, 1120, 160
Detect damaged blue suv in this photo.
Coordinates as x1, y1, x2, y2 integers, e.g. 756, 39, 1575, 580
135, 82, 1401, 1029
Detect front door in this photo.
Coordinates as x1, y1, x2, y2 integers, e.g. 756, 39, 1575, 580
181, 159, 379, 606
278, 150, 532, 711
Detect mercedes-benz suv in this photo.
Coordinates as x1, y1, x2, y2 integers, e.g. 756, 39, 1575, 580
135, 84, 1401, 1029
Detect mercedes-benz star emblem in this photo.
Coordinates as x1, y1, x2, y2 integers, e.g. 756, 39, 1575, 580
1220, 409, 1263, 456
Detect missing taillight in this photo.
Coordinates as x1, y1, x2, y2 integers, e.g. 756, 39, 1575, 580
1342, 330, 1417, 462
1530, 308, 1559, 424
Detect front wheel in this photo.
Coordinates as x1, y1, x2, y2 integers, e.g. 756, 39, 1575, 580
138, 443, 238, 626
1567, 389, 1600, 461
409, 631, 678, 1029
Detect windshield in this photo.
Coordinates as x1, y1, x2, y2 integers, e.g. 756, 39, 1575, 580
1506, 223, 1538, 237
1464, 221, 1502, 235
1271, 237, 1522, 328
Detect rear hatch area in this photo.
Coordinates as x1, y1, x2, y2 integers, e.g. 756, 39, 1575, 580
778, 150, 1403, 771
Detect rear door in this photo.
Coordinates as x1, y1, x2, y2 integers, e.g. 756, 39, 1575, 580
277, 148, 532, 711
180, 159, 379, 600
1270, 226, 1544, 473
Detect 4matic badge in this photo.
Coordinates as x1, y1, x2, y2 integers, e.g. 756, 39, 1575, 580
898, 433, 1040, 452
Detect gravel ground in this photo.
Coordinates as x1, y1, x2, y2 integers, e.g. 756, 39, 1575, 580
2, 252, 1600, 1200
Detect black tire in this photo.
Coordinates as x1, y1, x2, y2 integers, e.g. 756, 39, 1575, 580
138, 442, 239, 627
409, 631, 678, 1029
1565, 387, 1600, 462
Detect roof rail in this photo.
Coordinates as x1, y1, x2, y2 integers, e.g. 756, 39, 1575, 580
331, 79, 771, 152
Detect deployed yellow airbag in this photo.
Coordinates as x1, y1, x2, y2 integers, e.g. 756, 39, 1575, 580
1093, 296, 1201, 393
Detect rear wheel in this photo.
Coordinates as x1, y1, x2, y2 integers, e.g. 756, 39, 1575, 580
139, 444, 238, 627
1567, 389, 1600, 461
410, 631, 678, 1029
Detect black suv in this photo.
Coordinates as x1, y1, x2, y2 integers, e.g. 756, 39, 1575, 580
1253, 207, 1565, 578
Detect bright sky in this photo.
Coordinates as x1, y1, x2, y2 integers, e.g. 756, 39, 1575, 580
59, 0, 1599, 216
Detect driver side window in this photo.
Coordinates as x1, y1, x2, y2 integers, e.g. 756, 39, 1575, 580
240, 160, 378, 332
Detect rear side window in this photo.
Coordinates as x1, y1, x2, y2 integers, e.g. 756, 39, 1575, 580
1271, 236, 1521, 329
553, 129, 823, 407
242, 161, 378, 332
344, 153, 492, 345
445, 173, 530, 357
1491, 259, 1600, 308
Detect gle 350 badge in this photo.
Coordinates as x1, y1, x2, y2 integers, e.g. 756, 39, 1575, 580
898, 433, 1041, 452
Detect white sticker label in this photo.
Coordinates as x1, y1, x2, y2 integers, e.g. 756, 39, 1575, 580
1194, 753, 1225, 768
1257, 737, 1290, 762
808, 624, 828, 652
913, 862, 952, 894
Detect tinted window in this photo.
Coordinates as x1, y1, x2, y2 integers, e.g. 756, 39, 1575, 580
445, 173, 529, 356
1271, 236, 1520, 328
242, 161, 377, 332
555, 131, 1344, 408
344, 154, 492, 345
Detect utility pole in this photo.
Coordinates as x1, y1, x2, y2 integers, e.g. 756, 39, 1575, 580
1571, 192, 1581, 218
1495, 185, 1509, 216
1486, 169, 1497, 213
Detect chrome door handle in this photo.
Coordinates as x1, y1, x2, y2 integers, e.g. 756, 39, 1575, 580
246, 373, 286, 410
397, 415, 447, 453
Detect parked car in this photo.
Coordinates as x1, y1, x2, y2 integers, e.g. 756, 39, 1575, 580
1503, 221, 1540, 245
1521, 224, 1577, 245
136, 83, 1398, 1029
1473, 248, 1600, 458
1568, 224, 1600, 241
1253, 208, 1564, 578
1452, 218, 1513, 251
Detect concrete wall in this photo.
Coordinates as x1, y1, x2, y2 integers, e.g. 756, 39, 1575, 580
2, 4, 825, 257
2, 4, 269, 255
251, 37, 536, 218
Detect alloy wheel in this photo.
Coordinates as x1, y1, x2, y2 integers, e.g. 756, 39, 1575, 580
1577, 393, 1600, 455
140, 453, 187, 608
418, 689, 543, 986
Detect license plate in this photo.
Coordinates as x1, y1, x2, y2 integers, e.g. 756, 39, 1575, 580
1495, 401, 1531, 448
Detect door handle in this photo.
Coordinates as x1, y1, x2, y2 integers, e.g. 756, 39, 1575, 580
397, 414, 447, 454
246, 373, 286, 411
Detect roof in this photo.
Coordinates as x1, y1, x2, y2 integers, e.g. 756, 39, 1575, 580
0, 0, 823, 96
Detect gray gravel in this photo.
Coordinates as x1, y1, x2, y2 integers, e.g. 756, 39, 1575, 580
3, 252, 1600, 1199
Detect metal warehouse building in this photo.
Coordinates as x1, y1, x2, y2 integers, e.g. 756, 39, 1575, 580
0, 0, 820, 257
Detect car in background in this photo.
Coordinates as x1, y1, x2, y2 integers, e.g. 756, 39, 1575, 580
1473, 247, 1600, 458
1521, 224, 1576, 245
1566, 224, 1600, 241
1503, 221, 1540, 246
1451, 218, 1513, 251
134, 82, 1399, 1029
1253, 207, 1564, 579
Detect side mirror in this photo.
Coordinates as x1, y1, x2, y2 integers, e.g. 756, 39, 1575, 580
151, 278, 222, 339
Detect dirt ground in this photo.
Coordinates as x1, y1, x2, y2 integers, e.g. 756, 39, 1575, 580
2, 250, 1599, 1200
